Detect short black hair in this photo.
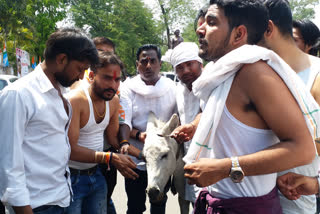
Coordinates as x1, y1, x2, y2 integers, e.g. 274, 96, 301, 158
264, 0, 293, 37
194, 4, 209, 31
210, 0, 268, 44
93, 37, 115, 51
91, 51, 124, 74
44, 28, 99, 65
136, 44, 161, 61
293, 20, 320, 47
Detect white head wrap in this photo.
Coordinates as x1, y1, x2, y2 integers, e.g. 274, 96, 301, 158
169, 42, 203, 70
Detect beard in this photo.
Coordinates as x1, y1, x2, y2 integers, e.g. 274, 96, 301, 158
198, 32, 232, 62
92, 81, 117, 101
54, 67, 77, 87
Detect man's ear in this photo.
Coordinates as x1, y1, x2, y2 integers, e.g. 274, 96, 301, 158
56, 53, 68, 66
136, 60, 139, 68
89, 70, 95, 80
265, 20, 274, 38
305, 44, 313, 54
231, 25, 247, 46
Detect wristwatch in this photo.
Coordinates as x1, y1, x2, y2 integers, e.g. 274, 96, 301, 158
229, 156, 245, 183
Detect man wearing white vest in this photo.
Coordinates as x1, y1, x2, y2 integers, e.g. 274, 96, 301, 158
182, 0, 319, 213
257, 1, 320, 213
66, 52, 138, 214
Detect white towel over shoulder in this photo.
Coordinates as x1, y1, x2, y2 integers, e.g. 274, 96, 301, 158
183, 45, 320, 163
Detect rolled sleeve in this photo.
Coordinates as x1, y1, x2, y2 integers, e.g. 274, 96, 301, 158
0, 89, 30, 206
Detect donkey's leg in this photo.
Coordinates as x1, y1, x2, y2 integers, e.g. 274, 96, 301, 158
178, 196, 190, 214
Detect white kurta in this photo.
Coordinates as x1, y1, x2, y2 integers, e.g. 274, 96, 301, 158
176, 82, 202, 202
120, 75, 177, 170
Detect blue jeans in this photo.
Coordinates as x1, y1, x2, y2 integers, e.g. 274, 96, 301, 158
33, 205, 65, 214
125, 169, 167, 214
66, 167, 107, 214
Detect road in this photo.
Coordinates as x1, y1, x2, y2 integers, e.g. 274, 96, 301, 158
112, 172, 192, 214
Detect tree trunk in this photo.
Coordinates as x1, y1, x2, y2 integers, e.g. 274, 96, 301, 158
159, 2, 171, 49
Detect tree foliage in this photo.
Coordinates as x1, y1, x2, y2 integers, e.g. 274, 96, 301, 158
70, 0, 162, 75
0, 0, 68, 72
289, 0, 319, 20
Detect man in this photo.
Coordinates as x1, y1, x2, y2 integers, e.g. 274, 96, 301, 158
66, 52, 138, 214
119, 44, 177, 214
70, 36, 116, 90
169, 42, 203, 209
182, 0, 318, 213
293, 20, 320, 57
258, 1, 320, 213
0, 28, 99, 214
171, 29, 184, 49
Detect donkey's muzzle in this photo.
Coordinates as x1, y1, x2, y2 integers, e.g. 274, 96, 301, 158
147, 187, 164, 203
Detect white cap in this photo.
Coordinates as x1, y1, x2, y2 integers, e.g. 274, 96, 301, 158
169, 42, 203, 70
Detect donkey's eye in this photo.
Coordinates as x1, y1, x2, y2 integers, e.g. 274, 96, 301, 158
161, 153, 168, 160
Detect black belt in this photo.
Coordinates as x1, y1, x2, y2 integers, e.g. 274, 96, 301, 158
69, 165, 98, 176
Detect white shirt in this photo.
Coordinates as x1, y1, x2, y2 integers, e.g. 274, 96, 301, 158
0, 65, 72, 209
120, 75, 177, 170
176, 82, 202, 202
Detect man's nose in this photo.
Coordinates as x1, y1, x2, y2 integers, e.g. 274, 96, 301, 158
196, 23, 206, 38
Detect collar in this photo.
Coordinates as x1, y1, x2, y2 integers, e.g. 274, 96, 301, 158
34, 64, 55, 94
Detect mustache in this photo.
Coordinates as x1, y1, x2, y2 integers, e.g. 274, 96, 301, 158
104, 88, 117, 94
199, 38, 208, 46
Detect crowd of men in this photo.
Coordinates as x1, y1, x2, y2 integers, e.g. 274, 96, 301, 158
1, 0, 320, 214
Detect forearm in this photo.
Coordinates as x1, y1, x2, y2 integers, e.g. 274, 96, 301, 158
130, 128, 140, 140
239, 140, 315, 176
13, 205, 33, 214
69, 145, 98, 163
119, 124, 130, 141
191, 112, 202, 128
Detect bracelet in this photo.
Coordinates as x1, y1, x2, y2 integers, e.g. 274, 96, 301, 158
136, 131, 141, 141
120, 141, 130, 148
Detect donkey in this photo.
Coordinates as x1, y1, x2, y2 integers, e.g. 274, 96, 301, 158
143, 112, 190, 214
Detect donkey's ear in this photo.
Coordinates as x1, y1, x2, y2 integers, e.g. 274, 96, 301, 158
162, 114, 180, 134
147, 111, 158, 132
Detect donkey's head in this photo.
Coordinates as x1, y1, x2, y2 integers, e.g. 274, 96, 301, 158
143, 112, 180, 203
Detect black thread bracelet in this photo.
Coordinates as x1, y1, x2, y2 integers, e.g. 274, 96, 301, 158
136, 131, 141, 141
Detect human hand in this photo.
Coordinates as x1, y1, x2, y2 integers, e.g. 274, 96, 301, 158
184, 158, 230, 187
277, 172, 318, 200
120, 144, 130, 155
111, 153, 139, 179
170, 123, 196, 144
139, 132, 147, 143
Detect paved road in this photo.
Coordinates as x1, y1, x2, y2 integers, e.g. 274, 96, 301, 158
112, 172, 191, 214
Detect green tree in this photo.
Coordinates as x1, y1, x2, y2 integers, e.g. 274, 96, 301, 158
0, 0, 68, 73
26, 0, 68, 57
70, 0, 162, 75
154, 0, 198, 49
289, 0, 319, 20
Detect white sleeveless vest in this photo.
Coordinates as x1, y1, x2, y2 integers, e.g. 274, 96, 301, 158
69, 88, 110, 170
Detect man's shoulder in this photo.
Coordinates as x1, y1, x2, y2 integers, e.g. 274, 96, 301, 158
239, 60, 274, 78
309, 55, 320, 69
67, 88, 87, 106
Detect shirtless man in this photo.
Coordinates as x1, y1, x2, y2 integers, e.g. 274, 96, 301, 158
257, 1, 320, 213
66, 52, 138, 214
182, 0, 317, 213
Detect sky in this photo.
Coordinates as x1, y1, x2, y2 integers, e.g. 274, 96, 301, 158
313, 4, 320, 28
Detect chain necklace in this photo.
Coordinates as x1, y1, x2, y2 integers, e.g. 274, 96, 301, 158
89, 89, 106, 119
